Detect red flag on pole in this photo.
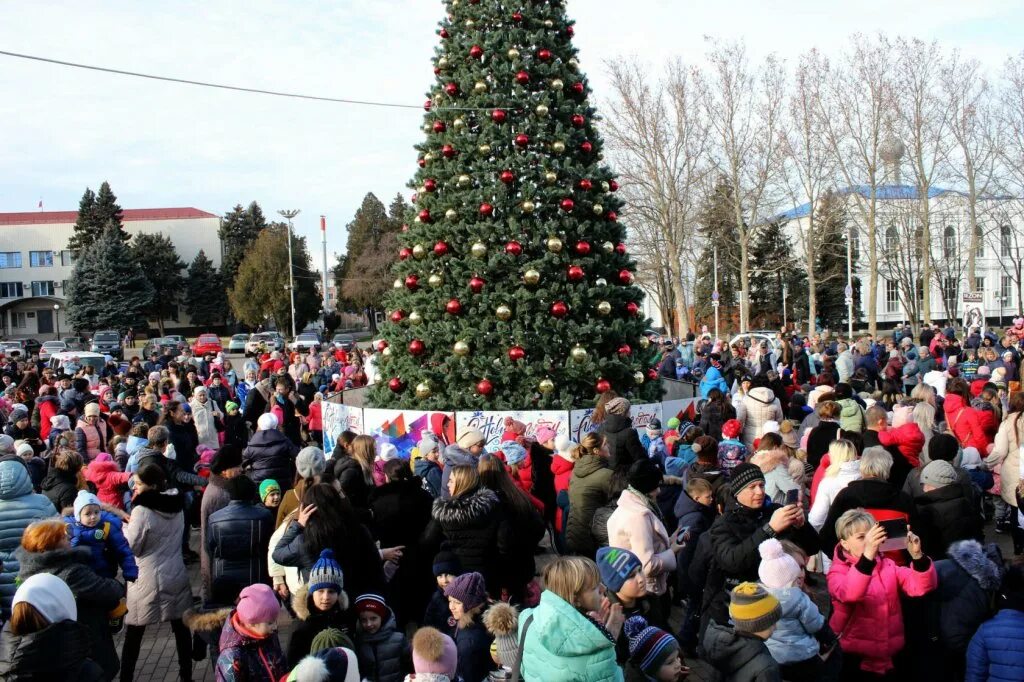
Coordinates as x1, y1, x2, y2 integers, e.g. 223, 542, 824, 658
320, 216, 326, 232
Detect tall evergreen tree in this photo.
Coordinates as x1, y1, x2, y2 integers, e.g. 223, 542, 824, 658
66, 223, 154, 331
694, 179, 742, 327
748, 221, 807, 328
371, 1, 656, 410
228, 226, 320, 331
218, 201, 268, 289
338, 192, 405, 327
131, 234, 187, 335
68, 181, 128, 252
813, 193, 861, 330
338, 193, 392, 287
183, 250, 226, 329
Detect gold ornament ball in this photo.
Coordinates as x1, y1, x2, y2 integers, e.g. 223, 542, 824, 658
453, 117, 465, 130
474, 81, 488, 93
412, 244, 427, 260
546, 236, 564, 253
535, 103, 549, 117
415, 382, 432, 399
422, 123, 431, 134
592, 204, 604, 215
471, 242, 487, 258
438, 56, 449, 69
453, 341, 470, 357
522, 200, 536, 214
393, 278, 403, 289
550, 78, 564, 91
639, 336, 651, 349
457, 174, 471, 187
538, 379, 555, 394
568, 58, 580, 71
413, 216, 421, 223
428, 273, 444, 288
596, 277, 608, 287
523, 269, 541, 285
408, 311, 423, 325
496, 304, 513, 321
545, 171, 558, 184
634, 371, 645, 384
601, 181, 610, 192
603, 241, 615, 253
597, 301, 612, 315
570, 345, 588, 363
445, 208, 458, 220
544, 19, 554, 28
424, 152, 435, 162
433, 93, 443, 105
552, 141, 566, 154
478, 144, 492, 155
465, 18, 475, 29
508, 48, 520, 60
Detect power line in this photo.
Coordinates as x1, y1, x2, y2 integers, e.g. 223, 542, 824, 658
0, 49, 490, 112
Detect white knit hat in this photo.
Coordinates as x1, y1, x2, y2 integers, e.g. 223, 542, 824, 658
758, 539, 802, 589
257, 413, 279, 431
13, 573, 77, 624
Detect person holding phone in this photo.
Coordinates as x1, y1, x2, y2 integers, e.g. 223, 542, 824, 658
827, 509, 937, 679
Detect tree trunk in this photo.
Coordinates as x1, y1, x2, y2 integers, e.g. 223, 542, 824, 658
921, 199, 932, 326
966, 171, 978, 288
867, 200, 878, 337
672, 274, 690, 338
806, 251, 817, 339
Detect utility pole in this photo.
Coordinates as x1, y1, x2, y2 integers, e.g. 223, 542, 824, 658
278, 209, 300, 338
713, 246, 720, 341
320, 216, 329, 322
846, 223, 854, 341
782, 282, 788, 330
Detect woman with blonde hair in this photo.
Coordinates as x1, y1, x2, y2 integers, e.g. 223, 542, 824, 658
518, 556, 624, 681
566, 433, 616, 557
333, 433, 374, 512
809, 440, 862, 531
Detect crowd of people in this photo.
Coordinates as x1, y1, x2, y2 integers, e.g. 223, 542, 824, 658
0, 324, 1022, 681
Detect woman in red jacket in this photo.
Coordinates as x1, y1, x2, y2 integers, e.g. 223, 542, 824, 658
943, 378, 992, 452
550, 436, 576, 532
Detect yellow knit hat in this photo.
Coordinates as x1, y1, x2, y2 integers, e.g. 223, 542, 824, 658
728, 582, 781, 633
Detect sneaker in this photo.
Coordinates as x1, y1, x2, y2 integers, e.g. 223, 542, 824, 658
109, 614, 124, 635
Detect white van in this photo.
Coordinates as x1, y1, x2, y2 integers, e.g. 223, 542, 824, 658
47, 351, 108, 376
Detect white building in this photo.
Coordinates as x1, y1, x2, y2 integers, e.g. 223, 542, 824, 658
0, 207, 221, 338
777, 185, 1024, 329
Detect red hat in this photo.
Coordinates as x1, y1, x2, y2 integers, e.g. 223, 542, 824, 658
354, 593, 389, 620
722, 419, 743, 440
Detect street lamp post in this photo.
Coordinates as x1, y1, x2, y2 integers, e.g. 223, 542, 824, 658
53, 303, 60, 340
846, 223, 855, 340
277, 209, 301, 339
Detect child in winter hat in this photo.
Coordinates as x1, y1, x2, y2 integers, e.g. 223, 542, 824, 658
729, 582, 782, 635
259, 479, 282, 510
482, 601, 519, 671
703, 583, 783, 680
625, 615, 685, 681
288, 647, 359, 682
216, 583, 287, 682
407, 626, 458, 681
758, 539, 829, 668
443, 572, 493, 681
289, 549, 351, 664
353, 593, 408, 682
65, 490, 138, 582
424, 551, 462, 635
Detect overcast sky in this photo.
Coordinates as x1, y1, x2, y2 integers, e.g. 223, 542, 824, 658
1, 0, 1021, 265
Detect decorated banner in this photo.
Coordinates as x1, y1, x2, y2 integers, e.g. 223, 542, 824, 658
629, 403, 663, 430
569, 408, 596, 443
322, 403, 364, 456
455, 410, 570, 451
361, 408, 456, 459
661, 398, 699, 426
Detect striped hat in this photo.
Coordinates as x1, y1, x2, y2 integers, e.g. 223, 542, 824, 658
728, 582, 781, 633
308, 549, 344, 594
625, 615, 679, 676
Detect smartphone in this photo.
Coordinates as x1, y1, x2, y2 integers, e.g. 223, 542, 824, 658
676, 525, 691, 544
785, 488, 801, 506
878, 519, 908, 552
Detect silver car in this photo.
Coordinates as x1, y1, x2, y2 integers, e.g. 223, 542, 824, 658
39, 340, 68, 361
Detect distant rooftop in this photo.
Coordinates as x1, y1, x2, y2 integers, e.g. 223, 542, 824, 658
776, 184, 963, 221
0, 207, 217, 226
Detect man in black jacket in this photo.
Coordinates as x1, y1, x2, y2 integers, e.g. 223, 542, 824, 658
205, 475, 274, 606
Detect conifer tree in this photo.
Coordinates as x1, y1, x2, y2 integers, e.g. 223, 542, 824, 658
814, 193, 861, 330
694, 179, 741, 327
132, 233, 186, 335
183, 250, 226, 329
748, 221, 807, 328
371, 1, 656, 410
219, 201, 268, 289
228, 227, 320, 331
68, 181, 128, 252
66, 223, 153, 331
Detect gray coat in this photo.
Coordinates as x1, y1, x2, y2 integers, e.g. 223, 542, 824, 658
0, 458, 56, 619
124, 490, 193, 626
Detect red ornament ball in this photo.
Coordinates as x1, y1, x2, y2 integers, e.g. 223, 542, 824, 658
560, 198, 575, 212
615, 242, 627, 255
609, 179, 620, 192
417, 157, 426, 168
433, 67, 441, 76
399, 247, 412, 261
572, 82, 585, 95
607, 210, 618, 222
441, 144, 456, 158
512, 11, 523, 22
504, 241, 523, 256
408, 339, 426, 356
433, 241, 449, 256
469, 44, 483, 59
575, 240, 591, 255
550, 301, 569, 318
376, 339, 389, 352
469, 276, 485, 293
423, 100, 433, 111
479, 203, 494, 217
499, 170, 515, 184
432, 120, 446, 133
580, 141, 593, 154
515, 70, 530, 85
440, 28, 449, 39
491, 109, 507, 123
446, 299, 463, 315
404, 275, 419, 291
538, 49, 553, 61
514, 133, 530, 147
418, 209, 432, 223
578, 178, 593, 191
596, 378, 611, 394
389, 309, 405, 323
476, 379, 494, 396
618, 269, 633, 284
647, 368, 659, 381
567, 25, 575, 36
571, 114, 586, 128
567, 265, 585, 282
423, 178, 437, 192
618, 344, 632, 356
626, 301, 640, 316
508, 346, 526, 362
388, 377, 404, 393
445, 82, 459, 96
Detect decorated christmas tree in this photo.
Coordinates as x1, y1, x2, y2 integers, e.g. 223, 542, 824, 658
370, 0, 658, 410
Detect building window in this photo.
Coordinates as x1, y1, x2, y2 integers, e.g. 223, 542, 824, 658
941, 276, 957, 304
60, 250, 74, 266
976, 224, 985, 258
1001, 225, 1013, 258
30, 281, 54, 297
0, 252, 22, 269
885, 279, 899, 313
849, 224, 860, 261
11, 312, 26, 329
943, 226, 956, 260
0, 282, 23, 298
975, 277, 985, 293
886, 226, 898, 253
29, 251, 53, 268
1001, 276, 1013, 307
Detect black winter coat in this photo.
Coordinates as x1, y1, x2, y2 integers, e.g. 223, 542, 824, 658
333, 455, 372, 513
491, 489, 545, 603
529, 441, 557, 525
0, 619, 105, 682
206, 500, 274, 606
15, 546, 123, 680
242, 429, 299, 487
806, 421, 841, 467
424, 487, 504, 596
915, 485, 984, 559
287, 586, 355, 666
272, 519, 385, 599
931, 540, 1001, 653
135, 447, 205, 491
40, 468, 78, 514
601, 413, 647, 474
166, 420, 200, 473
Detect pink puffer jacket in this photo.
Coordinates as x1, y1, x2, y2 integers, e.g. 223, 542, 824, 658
827, 546, 937, 675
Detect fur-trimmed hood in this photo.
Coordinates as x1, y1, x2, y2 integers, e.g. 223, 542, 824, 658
482, 601, 519, 636
431, 486, 499, 527
183, 607, 232, 633
291, 582, 350, 621
947, 539, 1003, 591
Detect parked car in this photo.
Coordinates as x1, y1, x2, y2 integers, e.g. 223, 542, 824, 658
331, 333, 356, 351
47, 351, 107, 376
245, 332, 282, 357
289, 332, 321, 353
227, 333, 249, 354
164, 334, 188, 352
0, 341, 25, 357
39, 340, 67, 361
192, 333, 223, 356
141, 337, 179, 359
61, 336, 86, 351
90, 330, 122, 360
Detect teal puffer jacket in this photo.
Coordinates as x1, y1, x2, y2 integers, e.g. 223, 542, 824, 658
519, 590, 624, 682
0, 458, 57, 618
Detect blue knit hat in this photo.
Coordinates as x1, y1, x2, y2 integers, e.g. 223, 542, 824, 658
498, 441, 527, 466
308, 549, 344, 593
625, 615, 679, 676
596, 546, 642, 593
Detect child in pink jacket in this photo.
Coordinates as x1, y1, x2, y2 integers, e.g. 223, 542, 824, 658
84, 452, 132, 510
827, 509, 937, 677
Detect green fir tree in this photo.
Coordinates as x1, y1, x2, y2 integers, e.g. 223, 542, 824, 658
131, 233, 186, 335
371, 1, 657, 410
748, 221, 807, 329
814, 192, 861, 330
66, 222, 154, 331
68, 181, 128, 252
183, 250, 226, 329
694, 179, 741, 328
219, 201, 268, 289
